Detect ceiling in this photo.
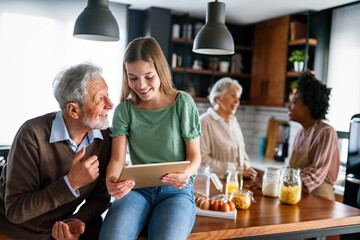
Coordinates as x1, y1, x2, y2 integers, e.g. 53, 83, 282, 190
112, 0, 359, 25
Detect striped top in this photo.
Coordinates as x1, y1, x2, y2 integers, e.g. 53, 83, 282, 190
291, 121, 340, 192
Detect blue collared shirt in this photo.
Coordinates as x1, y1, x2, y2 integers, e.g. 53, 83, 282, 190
49, 111, 103, 197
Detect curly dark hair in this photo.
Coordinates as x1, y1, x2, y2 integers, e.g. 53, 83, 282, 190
297, 71, 331, 120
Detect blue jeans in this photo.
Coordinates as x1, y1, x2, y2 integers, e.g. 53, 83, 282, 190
99, 179, 195, 240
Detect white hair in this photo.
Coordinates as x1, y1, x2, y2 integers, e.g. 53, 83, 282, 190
209, 77, 243, 106
53, 61, 102, 111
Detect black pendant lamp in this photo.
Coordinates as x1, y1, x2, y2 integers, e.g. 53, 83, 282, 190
73, 0, 119, 41
192, 0, 234, 55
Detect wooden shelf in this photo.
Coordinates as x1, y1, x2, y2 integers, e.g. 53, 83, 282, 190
287, 70, 315, 77
171, 67, 212, 75
185, 68, 213, 75
193, 97, 250, 105
287, 71, 302, 77
171, 67, 251, 78
171, 38, 252, 52
172, 67, 186, 72
289, 38, 317, 46
193, 97, 209, 102
214, 71, 251, 78
235, 45, 253, 51
171, 37, 194, 44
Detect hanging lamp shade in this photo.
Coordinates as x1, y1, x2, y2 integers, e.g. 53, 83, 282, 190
73, 0, 119, 41
192, 0, 234, 55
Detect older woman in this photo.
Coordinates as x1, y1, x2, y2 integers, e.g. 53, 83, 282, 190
200, 77, 257, 180
288, 72, 339, 200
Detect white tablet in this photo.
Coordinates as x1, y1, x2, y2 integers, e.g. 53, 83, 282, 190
119, 161, 190, 188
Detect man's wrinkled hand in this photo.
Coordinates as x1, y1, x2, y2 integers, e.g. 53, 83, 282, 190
68, 147, 100, 190
51, 220, 85, 240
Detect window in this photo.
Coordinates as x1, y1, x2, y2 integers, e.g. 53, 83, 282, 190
327, 3, 360, 132
0, 0, 128, 144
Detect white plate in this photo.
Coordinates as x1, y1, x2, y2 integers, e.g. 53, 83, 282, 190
195, 207, 237, 219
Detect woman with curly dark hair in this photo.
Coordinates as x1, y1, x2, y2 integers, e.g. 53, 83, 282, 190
288, 71, 340, 200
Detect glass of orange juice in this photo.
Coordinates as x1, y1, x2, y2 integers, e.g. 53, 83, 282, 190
226, 167, 239, 198
226, 181, 239, 198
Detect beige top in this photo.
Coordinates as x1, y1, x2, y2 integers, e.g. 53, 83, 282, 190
200, 108, 250, 179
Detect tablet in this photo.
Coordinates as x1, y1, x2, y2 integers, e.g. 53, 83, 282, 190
119, 161, 190, 188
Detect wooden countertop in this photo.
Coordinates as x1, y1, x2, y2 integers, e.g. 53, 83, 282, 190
186, 179, 360, 239
133, 176, 360, 240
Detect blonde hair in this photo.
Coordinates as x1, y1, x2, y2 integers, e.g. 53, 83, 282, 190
121, 37, 177, 103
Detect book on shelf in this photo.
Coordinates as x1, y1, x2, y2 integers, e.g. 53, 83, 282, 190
290, 21, 306, 40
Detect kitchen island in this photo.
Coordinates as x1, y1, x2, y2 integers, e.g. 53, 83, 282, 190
186, 183, 360, 239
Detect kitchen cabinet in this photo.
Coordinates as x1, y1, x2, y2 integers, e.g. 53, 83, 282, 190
170, 15, 254, 103
250, 15, 289, 106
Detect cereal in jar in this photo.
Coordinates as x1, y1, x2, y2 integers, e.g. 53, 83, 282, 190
229, 189, 254, 210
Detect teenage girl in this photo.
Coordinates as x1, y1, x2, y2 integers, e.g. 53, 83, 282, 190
99, 37, 202, 240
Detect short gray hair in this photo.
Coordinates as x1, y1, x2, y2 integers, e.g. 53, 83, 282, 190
53, 62, 103, 111
209, 77, 243, 106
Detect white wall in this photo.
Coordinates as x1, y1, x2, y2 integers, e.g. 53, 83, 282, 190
327, 3, 360, 132
0, 0, 128, 145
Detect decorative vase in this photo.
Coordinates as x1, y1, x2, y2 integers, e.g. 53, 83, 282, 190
219, 61, 230, 73
293, 61, 304, 72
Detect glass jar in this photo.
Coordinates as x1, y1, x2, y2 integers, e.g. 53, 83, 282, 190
193, 165, 222, 198
229, 189, 255, 210
279, 167, 302, 205
262, 167, 281, 197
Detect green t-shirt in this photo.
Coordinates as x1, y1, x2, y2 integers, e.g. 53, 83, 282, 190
110, 92, 202, 165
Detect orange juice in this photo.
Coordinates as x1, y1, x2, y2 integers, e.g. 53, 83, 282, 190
226, 181, 239, 198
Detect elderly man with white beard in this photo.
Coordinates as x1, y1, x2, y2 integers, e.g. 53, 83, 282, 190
0, 62, 114, 240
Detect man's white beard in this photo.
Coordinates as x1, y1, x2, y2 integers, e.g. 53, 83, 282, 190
82, 114, 109, 130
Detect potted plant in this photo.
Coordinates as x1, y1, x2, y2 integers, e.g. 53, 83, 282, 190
288, 49, 307, 72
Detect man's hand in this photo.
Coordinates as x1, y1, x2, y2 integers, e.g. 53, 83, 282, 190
51, 220, 85, 240
67, 148, 100, 190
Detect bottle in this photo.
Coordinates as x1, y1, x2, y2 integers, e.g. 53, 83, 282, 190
238, 166, 244, 190
171, 53, 177, 68
172, 24, 180, 38
259, 136, 265, 157
279, 167, 302, 205
225, 163, 239, 198
262, 167, 281, 197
